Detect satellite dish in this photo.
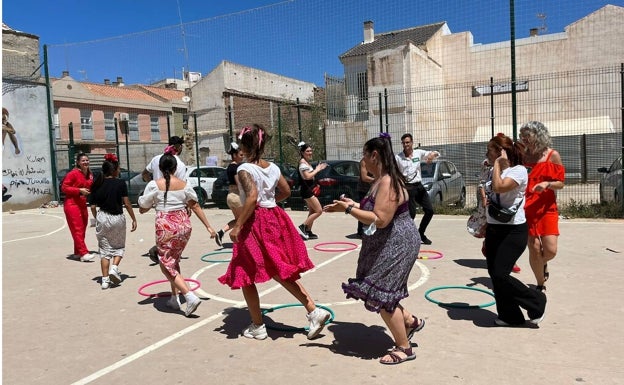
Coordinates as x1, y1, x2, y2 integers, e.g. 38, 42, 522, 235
182, 96, 191, 103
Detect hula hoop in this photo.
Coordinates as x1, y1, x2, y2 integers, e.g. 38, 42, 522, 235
418, 250, 444, 260
200, 250, 232, 263
138, 278, 201, 298
313, 242, 358, 252
261, 303, 335, 332
424, 285, 496, 308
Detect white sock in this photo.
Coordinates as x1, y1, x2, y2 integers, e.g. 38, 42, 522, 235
184, 292, 198, 302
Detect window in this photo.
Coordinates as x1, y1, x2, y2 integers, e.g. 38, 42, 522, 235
104, 111, 116, 141
128, 113, 139, 141
53, 108, 60, 139
80, 109, 93, 140
356, 72, 369, 112
150, 116, 160, 141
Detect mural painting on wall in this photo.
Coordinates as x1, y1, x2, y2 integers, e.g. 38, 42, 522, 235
2, 82, 54, 210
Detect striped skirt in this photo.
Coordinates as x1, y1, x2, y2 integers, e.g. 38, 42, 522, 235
95, 210, 127, 258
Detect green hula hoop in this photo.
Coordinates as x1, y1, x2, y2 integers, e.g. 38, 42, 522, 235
261, 303, 335, 332
200, 250, 232, 263
424, 285, 496, 309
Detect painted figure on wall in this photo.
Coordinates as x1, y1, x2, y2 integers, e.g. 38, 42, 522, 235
2, 107, 21, 155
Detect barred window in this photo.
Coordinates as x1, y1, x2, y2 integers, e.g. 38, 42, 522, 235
150, 115, 160, 141
80, 109, 93, 140
128, 113, 139, 141
104, 111, 116, 141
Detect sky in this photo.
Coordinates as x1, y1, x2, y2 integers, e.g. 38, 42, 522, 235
3, 0, 621, 86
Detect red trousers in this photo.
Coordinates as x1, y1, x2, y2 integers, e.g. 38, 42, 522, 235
64, 201, 89, 256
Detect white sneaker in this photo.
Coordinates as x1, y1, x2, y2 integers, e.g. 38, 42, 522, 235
184, 296, 201, 317
109, 265, 121, 284
166, 296, 181, 310
80, 253, 95, 262
101, 276, 110, 290
306, 307, 330, 340
242, 323, 268, 340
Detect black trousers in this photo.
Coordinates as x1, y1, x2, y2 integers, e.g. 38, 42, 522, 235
485, 223, 546, 324
406, 182, 434, 235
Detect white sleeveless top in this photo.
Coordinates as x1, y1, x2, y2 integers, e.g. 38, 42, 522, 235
236, 162, 281, 208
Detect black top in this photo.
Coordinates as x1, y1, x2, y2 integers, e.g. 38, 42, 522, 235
226, 162, 240, 185
89, 178, 128, 215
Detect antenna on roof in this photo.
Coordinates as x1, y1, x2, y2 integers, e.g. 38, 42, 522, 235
176, 0, 190, 78
537, 13, 547, 34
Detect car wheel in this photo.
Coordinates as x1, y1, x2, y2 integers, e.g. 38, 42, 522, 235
434, 192, 443, 206
456, 188, 466, 208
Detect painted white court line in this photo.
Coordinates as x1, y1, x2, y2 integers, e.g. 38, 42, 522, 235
2, 212, 67, 244
71, 243, 432, 384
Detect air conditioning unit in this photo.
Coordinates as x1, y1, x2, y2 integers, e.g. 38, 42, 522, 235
119, 113, 129, 121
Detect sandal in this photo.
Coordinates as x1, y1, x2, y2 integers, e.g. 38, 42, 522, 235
406, 316, 425, 341
379, 346, 416, 365
544, 264, 549, 282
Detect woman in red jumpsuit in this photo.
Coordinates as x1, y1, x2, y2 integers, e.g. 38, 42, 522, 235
62, 153, 95, 261
520, 122, 565, 293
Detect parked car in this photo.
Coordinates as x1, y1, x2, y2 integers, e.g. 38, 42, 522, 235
185, 166, 226, 205
289, 160, 360, 210
598, 155, 622, 203
58, 168, 138, 202
211, 163, 296, 209
420, 159, 466, 207
126, 173, 149, 204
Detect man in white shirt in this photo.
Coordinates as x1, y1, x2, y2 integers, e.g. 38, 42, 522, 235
395, 133, 440, 245
142, 136, 187, 182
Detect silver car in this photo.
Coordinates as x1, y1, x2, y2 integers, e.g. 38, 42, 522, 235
420, 159, 466, 207
598, 155, 622, 203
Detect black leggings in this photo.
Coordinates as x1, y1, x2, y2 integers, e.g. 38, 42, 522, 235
406, 182, 434, 235
485, 223, 546, 324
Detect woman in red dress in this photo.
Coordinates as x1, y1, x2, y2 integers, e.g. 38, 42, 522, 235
61, 153, 95, 261
520, 122, 565, 292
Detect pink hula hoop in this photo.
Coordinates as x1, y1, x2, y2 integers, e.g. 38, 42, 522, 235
313, 241, 359, 252
418, 250, 444, 260
137, 278, 201, 297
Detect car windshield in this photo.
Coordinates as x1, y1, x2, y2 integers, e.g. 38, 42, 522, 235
421, 163, 435, 178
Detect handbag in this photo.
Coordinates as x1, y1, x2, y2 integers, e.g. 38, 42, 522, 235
487, 193, 523, 223
467, 206, 487, 238
311, 184, 321, 197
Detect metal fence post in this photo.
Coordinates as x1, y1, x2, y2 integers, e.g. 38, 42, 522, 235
490, 77, 495, 138
384, 88, 389, 133
378, 93, 383, 133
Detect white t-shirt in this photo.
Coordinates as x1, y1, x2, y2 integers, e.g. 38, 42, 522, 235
485, 165, 527, 225
395, 149, 438, 183
145, 154, 186, 180
138, 181, 197, 211
236, 162, 281, 208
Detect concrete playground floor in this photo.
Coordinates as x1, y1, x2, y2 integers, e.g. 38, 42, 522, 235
2, 206, 624, 385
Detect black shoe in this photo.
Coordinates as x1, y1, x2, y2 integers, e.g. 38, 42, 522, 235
307, 231, 319, 240
297, 224, 309, 240
148, 246, 159, 264
420, 234, 432, 245
215, 230, 224, 247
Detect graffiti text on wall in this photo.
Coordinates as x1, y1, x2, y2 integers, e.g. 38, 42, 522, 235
3, 154, 52, 196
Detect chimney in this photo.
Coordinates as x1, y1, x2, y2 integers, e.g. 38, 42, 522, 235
364, 21, 374, 43
62, 70, 69, 77
104, 79, 110, 85
530, 28, 539, 37
115, 76, 124, 86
